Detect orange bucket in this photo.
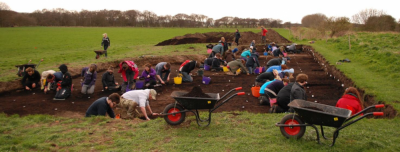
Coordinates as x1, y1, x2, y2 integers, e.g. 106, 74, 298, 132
251, 86, 261, 97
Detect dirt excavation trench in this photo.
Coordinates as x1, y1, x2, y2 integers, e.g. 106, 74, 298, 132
0, 30, 396, 118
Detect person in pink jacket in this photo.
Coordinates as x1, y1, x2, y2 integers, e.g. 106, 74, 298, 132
118, 61, 139, 92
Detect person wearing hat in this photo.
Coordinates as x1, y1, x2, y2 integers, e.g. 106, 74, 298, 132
54, 64, 72, 100
119, 89, 159, 120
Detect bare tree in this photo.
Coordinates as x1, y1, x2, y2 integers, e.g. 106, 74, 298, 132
301, 13, 327, 28
0, 2, 11, 10
351, 9, 386, 24
324, 17, 352, 37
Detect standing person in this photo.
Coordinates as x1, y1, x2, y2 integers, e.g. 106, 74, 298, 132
234, 29, 241, 46
139, 64, 157, 88
85, 93, 120, 118
290, 74, 308, 102
255, 69, 279, 86
21, 67, 41, 91
221, 37, 229, 58
261, 26, 268, 44
54, 64, 72, 100
120, 89, 158, 120
101, 33, 110, 58
226, 59, 249, 75
179, 60, 197, 82
155, 62, 171, 85
210, 53, 225, 72
44, 71, 63, 94
336, 87, 364, 115
210, 43, 224, 58
102, 66, 120, 91
118, 61, 139, 92
81, 64, 97, 95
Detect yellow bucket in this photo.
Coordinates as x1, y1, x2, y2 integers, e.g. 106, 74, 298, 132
223, 66, 229, 72
174, 75, 182, 84
237, 69, 241, 73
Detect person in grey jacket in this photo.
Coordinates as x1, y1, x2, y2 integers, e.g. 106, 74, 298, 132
209, 43, 224, 58
290, 74, 308, 102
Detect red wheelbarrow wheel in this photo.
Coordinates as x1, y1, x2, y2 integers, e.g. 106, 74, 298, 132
279, 114, 306, 139
163, 103, 186, 125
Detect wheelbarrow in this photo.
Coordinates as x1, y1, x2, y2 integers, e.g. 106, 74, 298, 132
161, 87, 245, 127
94, 50, 106, 59
275, 99, 384, 146
15, 59, 43, 77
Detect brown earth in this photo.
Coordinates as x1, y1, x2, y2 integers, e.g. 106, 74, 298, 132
0, 30, 396, 119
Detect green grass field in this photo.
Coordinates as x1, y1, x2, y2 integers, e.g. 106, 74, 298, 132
1, 113, 399, 151
0, 27, 259, 82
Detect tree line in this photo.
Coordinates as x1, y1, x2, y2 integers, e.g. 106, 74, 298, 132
0, 8, 289, 28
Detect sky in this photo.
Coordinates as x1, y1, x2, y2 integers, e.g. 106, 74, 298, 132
2, 0, 399, 23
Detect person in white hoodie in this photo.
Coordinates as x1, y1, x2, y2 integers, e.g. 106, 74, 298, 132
119, 89, 159, 120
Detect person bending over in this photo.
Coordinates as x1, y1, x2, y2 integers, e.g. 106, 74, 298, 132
85, 93, 120, 118
155, 62, 171, 85
179, 60, 197, 82
119, 89, 158, 120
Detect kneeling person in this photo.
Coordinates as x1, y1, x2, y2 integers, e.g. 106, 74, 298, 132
102, 66, 121, 91
85, 93, 120, 118
179, 60, 197, 82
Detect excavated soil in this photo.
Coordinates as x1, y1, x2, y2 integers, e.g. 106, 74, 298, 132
182, 86, 211, 98
0, 30, 397, 119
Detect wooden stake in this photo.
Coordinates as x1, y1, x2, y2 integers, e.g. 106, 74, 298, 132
349, 35, 351, 50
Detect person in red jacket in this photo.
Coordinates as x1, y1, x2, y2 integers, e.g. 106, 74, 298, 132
261, 26, 268, 44
336, 87, 364, 115
118, 61, 139, 93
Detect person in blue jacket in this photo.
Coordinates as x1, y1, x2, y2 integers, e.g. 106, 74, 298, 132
240, 48, 252, 61
260, 78, 289, 106
266, 65, 288, 73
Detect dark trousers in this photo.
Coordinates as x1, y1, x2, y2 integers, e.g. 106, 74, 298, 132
146, 80, 157, 88
209, 51, 216, 58
55, 87, 71, 99
235, 38, 239, 46
25, 80, 40, 89
211, 67, 223, 71
158, 70, 170, 81
103, 45, 109, 57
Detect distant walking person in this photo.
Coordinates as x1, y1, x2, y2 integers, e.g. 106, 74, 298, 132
261, 26, 268, 44
101, 33, 110, 58
234, 29, 241, 46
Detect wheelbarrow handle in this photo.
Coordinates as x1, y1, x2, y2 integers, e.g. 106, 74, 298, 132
375, 104, 385, 108
235, 87, 242, 91
237, 92, 245, 96
373, 112, 384, 116
345, 104, 385, 122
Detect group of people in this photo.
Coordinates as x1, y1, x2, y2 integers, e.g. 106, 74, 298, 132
20, 30, 364, 121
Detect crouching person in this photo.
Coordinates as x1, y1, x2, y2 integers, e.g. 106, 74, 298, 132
119, 89, 159, 120
44, 71, 63, 94
85, 93, 120, 118
140, 64, 157, 88
102, 66, 121, 91
226, 59, 249, 76
155, 62, 171, 85
179, 60, 197, 82
54, 64, 72, 100
119, 61, 139, 92
22, 67, 41, 91
41, 70, 55, 90
211, 53, 225, 72
81, 64, 97, 95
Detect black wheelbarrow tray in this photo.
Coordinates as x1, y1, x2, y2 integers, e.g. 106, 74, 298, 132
160, 87, 245, 127
275, 99, 385, 146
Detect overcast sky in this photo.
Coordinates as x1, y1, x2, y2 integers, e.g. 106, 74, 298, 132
2, 0, 399, 23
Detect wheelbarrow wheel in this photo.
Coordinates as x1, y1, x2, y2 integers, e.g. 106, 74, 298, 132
279, 114, 306, 139
163, 103, 186, 125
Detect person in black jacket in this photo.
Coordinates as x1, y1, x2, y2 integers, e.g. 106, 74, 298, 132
275, 82, 295, 112
21, 67, 41, 90
221, 37, 229, 59
54, 64, 72, 100
273, 46, 285, 57
246, 53, 261, 74
85, 93, 120, 118
101, 33, 110, 58
102, 66, 120, 91
266, 58, 282, 68
255, 69, 279, 86
234, 29, 240, 46
180, 60, 197, 82
211, 53, 225, 72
